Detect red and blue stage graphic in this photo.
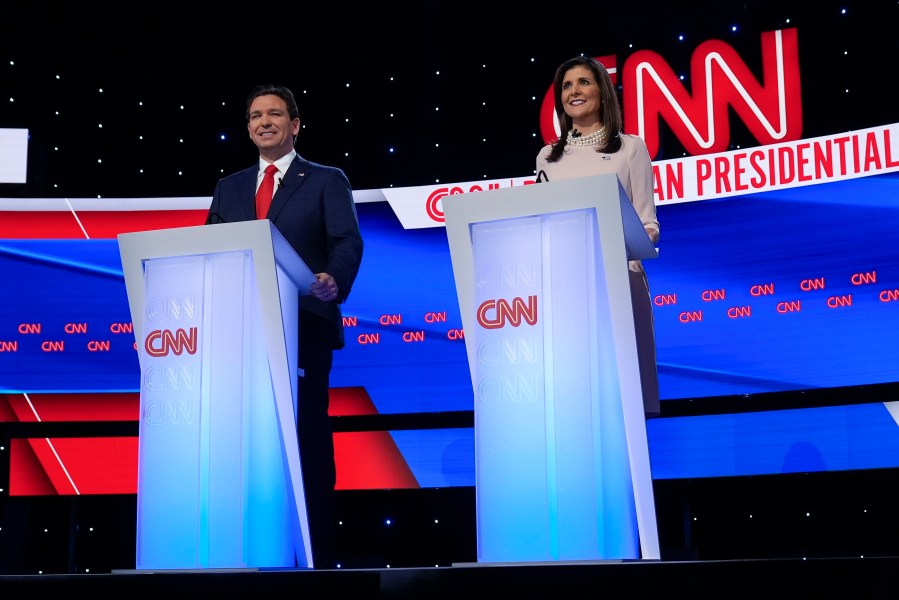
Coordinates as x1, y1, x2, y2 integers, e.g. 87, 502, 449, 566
3, 127, 899, 494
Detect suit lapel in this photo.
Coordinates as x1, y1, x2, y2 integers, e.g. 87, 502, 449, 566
268, 156, 310, 220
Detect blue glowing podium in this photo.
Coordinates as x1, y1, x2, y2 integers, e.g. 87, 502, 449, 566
444, 174, 660, 563
118, 220, 316, 570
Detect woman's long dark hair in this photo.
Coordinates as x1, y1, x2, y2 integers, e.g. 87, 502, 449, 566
545, 56, 623, 162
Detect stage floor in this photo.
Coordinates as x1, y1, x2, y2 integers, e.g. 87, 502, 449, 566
3, 557, 898, 599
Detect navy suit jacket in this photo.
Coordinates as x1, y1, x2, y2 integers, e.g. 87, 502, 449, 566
206, 154, 363, 348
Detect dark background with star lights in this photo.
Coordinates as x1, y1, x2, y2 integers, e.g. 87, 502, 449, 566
2, 1, 896, 198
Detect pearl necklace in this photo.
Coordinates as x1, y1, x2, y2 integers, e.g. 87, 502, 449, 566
567, 126, 609, 147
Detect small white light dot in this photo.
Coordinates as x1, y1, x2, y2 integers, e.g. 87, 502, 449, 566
179, 138, 184, 143
385, 519, 392, 525
98, 88, 104, 93
97, 159, 102, 163
389, 148, 394, 153
346, 83, 350, 88
678, 35, 684, 41
345, 152, 349, 157
345, 118, 349, 122
731, 26, 737, 32
180, 105, 185, 110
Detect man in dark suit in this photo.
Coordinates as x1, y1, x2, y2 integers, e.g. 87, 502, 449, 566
206, 84, 363, 569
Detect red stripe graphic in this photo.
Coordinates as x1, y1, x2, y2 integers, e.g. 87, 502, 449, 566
5, 388, 418, 495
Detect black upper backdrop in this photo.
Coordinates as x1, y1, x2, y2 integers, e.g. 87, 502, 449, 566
1, 1, 896, 199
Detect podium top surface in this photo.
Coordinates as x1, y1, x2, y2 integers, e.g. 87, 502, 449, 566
442, 174, 658, 261
118, 220, 316, 343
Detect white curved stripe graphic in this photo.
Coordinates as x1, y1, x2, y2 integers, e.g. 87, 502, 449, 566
23, 392, 41, 421
45, 438, 81, 495
64, 197, 91, 240
22, 393, 80, 495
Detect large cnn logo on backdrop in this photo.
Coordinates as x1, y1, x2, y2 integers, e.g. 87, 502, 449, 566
539, 28, 802, 158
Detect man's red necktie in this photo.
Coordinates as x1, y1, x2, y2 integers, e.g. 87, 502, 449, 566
255, 163, 279, 220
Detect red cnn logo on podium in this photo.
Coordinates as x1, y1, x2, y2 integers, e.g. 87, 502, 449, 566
476, 296, 538, 330
144, 327, 198, 357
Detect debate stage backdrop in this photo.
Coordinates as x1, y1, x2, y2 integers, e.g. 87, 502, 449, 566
1, 2, 898, 495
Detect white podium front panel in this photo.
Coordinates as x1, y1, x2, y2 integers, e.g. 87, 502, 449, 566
444, 174, 660, 563
135, 251, 295, 569
471, 209, 638, 562
120, 220, 316, 570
